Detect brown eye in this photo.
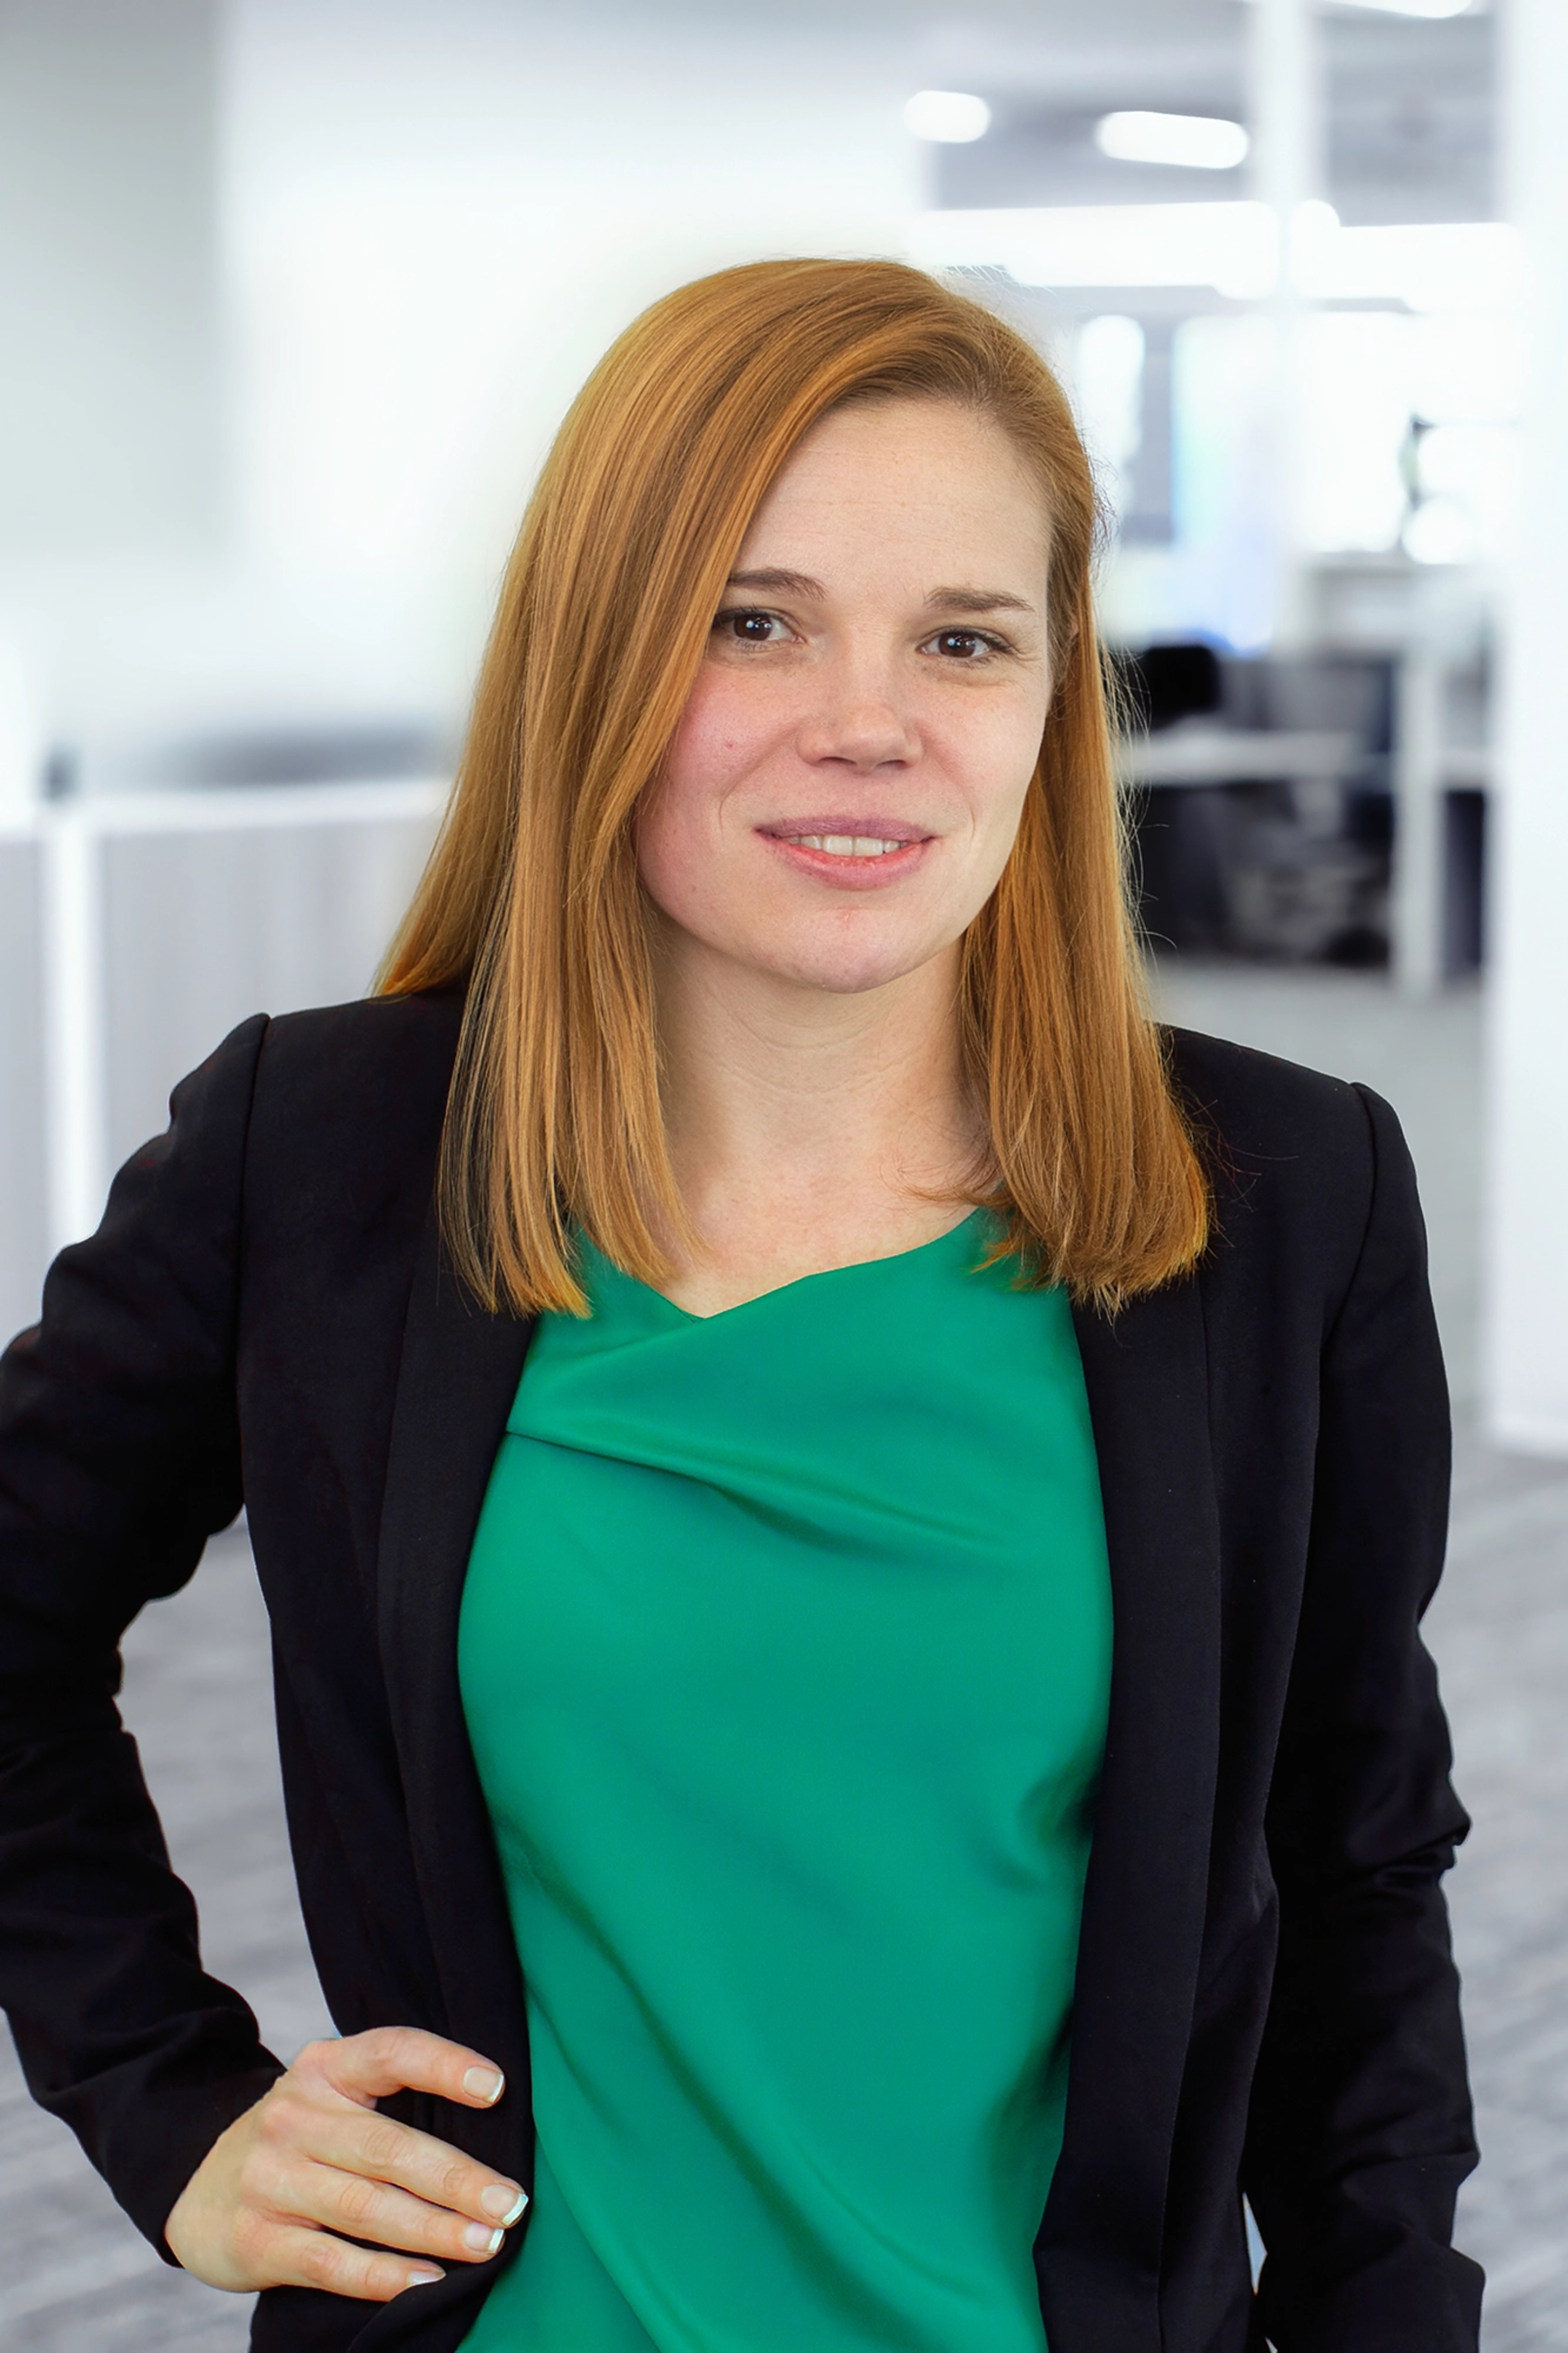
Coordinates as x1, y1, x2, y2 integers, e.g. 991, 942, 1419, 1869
715, 609, 788, 644
929, 629, 995, 660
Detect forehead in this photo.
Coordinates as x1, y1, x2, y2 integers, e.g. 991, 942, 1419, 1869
737, 397, 1050, 578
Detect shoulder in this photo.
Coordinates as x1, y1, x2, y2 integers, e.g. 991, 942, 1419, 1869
242, 988, 465, 1216
1161, 1025, 1396, 1286
256, 987, 465, 1105
1163, 1024, 1373, 1172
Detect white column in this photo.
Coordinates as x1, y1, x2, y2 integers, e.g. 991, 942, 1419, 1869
1245, 0, 1325, 651
1246, 0, 1319, 228
1486, 0, 1568, 1454
39, 806, 109, 1255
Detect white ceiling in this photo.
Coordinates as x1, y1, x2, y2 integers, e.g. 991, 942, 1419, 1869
915, 4, 1497, 223
634, 0, 1496, 223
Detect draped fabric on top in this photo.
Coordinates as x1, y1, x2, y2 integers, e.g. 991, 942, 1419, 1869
456, 1213, 1112, 2352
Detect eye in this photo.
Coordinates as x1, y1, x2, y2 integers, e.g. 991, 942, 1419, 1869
922, 627, 1009, 662
713, 607, 796, 646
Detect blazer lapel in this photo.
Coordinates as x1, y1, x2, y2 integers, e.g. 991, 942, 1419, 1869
375, 1196, 535, 2175
1040, 1273, 1223, 2348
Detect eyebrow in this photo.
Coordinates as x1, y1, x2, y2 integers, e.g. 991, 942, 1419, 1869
724, 568, 1038, 618
725, 567, 826, 598
924, 585, 1037, 617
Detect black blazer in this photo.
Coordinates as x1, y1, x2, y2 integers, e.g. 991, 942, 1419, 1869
0, 990, 1481, 2353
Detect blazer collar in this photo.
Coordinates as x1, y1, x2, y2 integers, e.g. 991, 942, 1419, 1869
1038, 1271, 1223, 2344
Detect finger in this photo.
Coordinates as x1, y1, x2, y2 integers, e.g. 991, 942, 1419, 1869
305, 2107, 527, 2228
262, 2220, 448, 2303
290, 2159, 516, 2267
303, 2029, 508, 2111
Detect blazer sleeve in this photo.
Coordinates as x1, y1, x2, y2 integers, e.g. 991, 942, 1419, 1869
0, 1015, 287, 2257
1243, 1084, 1483, 2349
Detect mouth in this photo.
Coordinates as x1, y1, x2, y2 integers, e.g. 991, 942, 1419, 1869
778, 832, 907, 857
757, 818, 934, 886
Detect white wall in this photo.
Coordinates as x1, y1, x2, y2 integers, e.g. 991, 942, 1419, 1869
218, 0, 920, 728
1485, 0, 1568, 1454
0, 0, 221, 561
0, 0, 920, 771
0, 0, 226, 800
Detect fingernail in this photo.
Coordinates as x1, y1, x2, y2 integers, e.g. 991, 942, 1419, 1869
480, 2183, 528, 2224
405, 2267, 444, 2288
463, 2222, 506, 2255
462, 2066, 504, 2103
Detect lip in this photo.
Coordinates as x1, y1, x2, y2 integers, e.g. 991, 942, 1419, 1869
756, 817, 935, 889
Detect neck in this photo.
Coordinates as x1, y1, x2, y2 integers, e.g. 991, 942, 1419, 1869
649, 925, 981, 1301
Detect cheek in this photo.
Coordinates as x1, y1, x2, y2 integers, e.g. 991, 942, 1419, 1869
635, 777, 701, 928
636, 681, 750, 922
956, 696, 1047, 844
659, 665, 774, 805
639, 665, 792, 895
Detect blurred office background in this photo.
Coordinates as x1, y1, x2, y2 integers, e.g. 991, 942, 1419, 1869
2, 0, 1567, 2344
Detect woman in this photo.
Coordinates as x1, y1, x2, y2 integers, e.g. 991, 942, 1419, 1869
0, 260, 1479, 2352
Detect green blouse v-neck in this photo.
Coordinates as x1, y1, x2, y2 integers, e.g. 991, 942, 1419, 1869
455, 1213, 1112, 2352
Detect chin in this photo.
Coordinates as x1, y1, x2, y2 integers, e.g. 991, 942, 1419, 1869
771, 938, 945, 997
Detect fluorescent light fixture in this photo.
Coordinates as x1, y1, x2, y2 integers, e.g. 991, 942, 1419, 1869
1096, 112, 1250, 172
1331, 0, 1473, 16
1238, 0, 1473, 15
913, 203, 1279, 300
911, 204, 1521, 310
1296, 220, 1522, 310
904, 90, 991, 144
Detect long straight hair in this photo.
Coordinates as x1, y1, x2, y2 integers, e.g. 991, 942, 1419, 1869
379, 258, 1208, 1314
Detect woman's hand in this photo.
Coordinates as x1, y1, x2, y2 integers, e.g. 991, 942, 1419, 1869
165, 2027, 528, 2302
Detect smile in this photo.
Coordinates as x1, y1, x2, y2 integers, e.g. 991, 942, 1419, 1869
757, 822, 934, 891
783, 835, 906, 857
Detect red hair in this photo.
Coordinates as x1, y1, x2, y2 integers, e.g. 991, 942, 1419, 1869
380, 258, 1207, 1314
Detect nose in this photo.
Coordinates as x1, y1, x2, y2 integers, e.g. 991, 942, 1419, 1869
795, 660, 922, 772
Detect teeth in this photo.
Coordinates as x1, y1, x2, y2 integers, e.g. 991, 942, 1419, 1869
790, 834, 905, 856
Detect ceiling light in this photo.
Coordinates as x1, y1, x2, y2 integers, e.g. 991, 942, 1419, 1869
1336, 1, 1472, 16
911, 205, 1520, 310
904, 90, 992, 144
1239, 0, 1474, 16
1096, 112, 1250, 171
913, 202, 1281, 301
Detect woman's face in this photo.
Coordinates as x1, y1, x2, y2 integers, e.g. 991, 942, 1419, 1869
637, 396, 1055, 1000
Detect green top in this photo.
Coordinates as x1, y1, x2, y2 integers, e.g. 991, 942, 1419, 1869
456, 1214, 1112, 2353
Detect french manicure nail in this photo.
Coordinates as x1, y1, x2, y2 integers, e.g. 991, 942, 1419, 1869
480, 2183, 528, 2224
463, 2065, 505, 2103
463, 2222, 506, 2255
405, 2266, 444, 2287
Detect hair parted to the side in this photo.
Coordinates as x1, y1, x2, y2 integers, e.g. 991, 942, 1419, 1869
378, 256, 1208, 1315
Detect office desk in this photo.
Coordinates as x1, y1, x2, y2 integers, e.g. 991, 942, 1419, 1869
1118, 709, 1491, 995
1117, 724, 1363, 789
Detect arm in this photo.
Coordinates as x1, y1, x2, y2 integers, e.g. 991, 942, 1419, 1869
0, 1019, 532, 2300
1243, 1085, 1483, 2351
0, 1017, 284, 2252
